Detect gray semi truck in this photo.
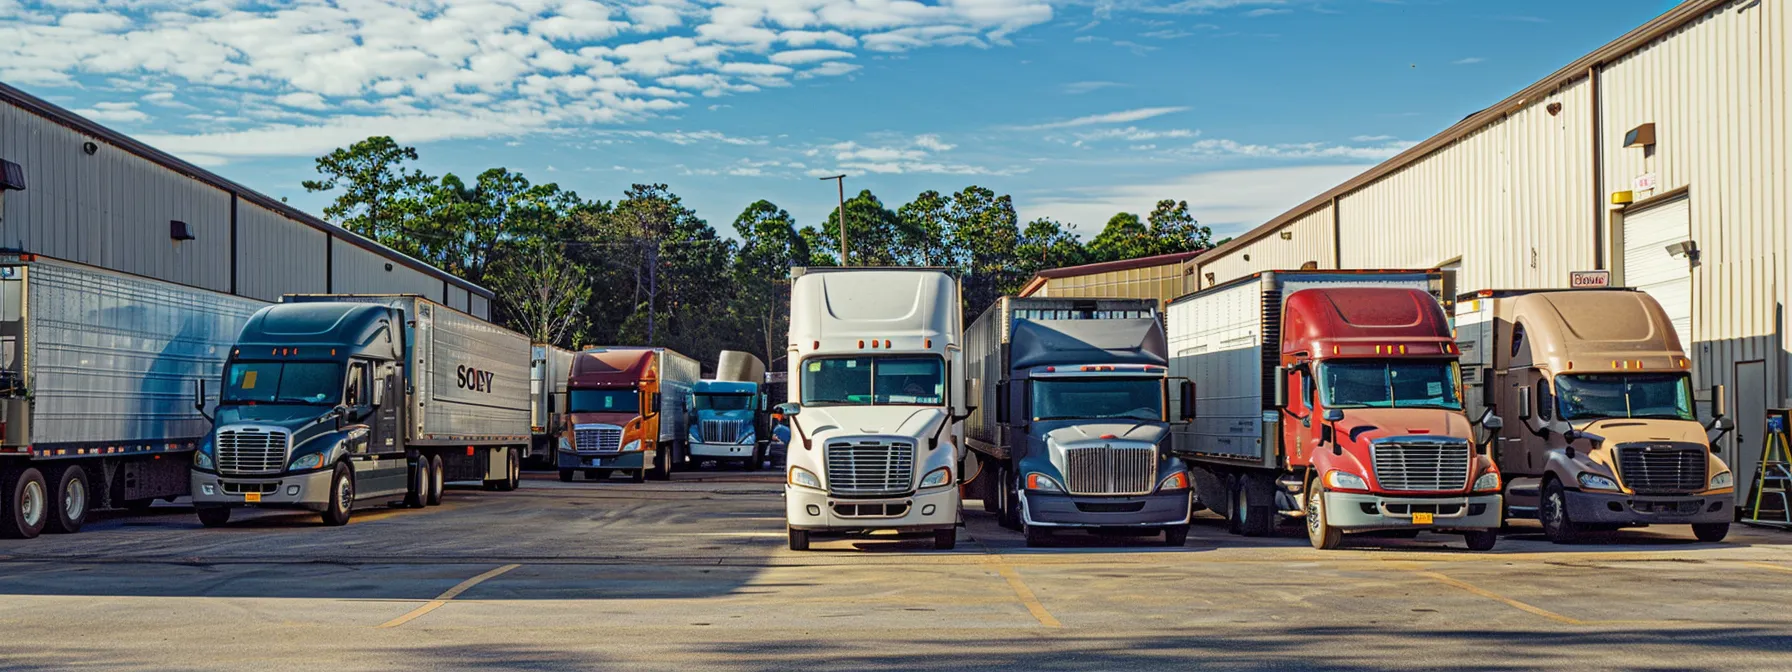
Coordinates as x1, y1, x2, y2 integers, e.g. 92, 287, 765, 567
964, 297, 1195, 547
190, 294, 532, 526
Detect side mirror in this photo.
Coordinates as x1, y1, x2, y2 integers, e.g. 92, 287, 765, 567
1179, 380, 1197, 422
1481, 411, 1504, 432
1323, 408, 1344, 423
773, 402, 801, 420
332, 404, 351, 430
994, 381, 1010, 424
193, 379, 213, 421
1321, 423, 1336, 449
1709, 415, 1735, 435
1517, 386, 1533, 420
651, 392, 662, 414
1272, 366, 1288, 407
1710, 384, 1727, 419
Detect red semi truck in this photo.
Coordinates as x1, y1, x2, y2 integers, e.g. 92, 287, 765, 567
1168, 270, 1503, 550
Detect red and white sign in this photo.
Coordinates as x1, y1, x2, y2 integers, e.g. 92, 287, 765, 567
1570, 270, 1611, 288
1633, 173, 1659, 192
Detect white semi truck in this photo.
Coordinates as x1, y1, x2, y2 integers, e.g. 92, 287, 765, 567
778, 267, 966, 551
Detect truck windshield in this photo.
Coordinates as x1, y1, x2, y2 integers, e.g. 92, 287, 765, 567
569, 389, 639, 413
222, 362, 341, 405
801, 356, 944, 406
1319, 360, 1462, 410
1032, 378, 1162, 421
1555, 373, 1694, 421
694, 393, 753, 411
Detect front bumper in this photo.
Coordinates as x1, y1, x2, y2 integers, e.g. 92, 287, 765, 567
1324, 492, 1503, 531
1022, 490, 1191, 528
1565, 489, 1732, 525
190, 469, 335, 512
690, 442, 755, 459
786, 486, 959, 532
558, 451, 647, 470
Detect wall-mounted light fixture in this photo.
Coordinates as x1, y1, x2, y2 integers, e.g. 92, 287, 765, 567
1279, 230, 1293, 240
170, 220, 195, 241
1665, 240, 1700, 264
81, 141, 98, 156
384, 263, 394, 272
1624, 123, 1656, 148
1546, 102, 1563, 116
0, 159, 24, 191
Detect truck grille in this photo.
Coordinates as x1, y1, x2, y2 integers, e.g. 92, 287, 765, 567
1064, 444, 1156, 496
1370, 441, 1471, 492
825, 441, 915, 496
700, 419, 746, 444
1616, 443, 1707, 494
575, 425, 622, 453
216, 428, 289, 475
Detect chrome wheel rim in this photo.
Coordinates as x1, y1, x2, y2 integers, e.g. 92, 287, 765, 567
337, 475, 353, 513
20, 479, 45, 527
63, 477, 86, 520
433, 461, 443, 496
1235, 486, 1248, 527
1307, 489, 1323, 539
1543, 489, 1562, 533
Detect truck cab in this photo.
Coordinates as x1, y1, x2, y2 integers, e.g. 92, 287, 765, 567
557, 347, 697, 483
688, 380, 765, 469
1456, 288, 1733, 543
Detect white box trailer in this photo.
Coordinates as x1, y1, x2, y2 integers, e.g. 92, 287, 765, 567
529, 343, 575, 463
0, 254, 266, 538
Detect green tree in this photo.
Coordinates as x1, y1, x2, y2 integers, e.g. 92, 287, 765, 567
1015, 217, 1088, 276
488, 241, 589, 347
809, 190, 902, 266
1087, 212, 1152, 263
894, 190, 952, 266
301, 136, 436, 257
948, 186, 1022, 317
733, 200, 811, 367
1143, 199, 1211, 255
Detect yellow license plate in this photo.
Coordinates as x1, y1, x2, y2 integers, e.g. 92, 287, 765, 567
1412, 512, 1434, 525
244, 491, 261, 503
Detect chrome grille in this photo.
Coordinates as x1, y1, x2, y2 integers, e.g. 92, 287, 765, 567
1370, 440, 1471, 492
1616, 444, 1707, 494
1064, 444, 1156, 496
825, 441, 915, 496
216, 428, 289, 475
575, 425, 622, 453
700, 419, 746, 444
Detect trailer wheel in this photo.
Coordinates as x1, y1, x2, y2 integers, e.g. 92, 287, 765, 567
933, 528, 957, 551
46, 465, 90, 534
1232, 474, 1274, 537
196, 507, 231, 528
558, 469, 575, 483
426, 455, 445, 506
1, 467, 47, 539
403, 456, 427, 509
497, 448, 520, 492
321, 464, 354, 526
787, 527, 810, 551
649, 447, 672, 481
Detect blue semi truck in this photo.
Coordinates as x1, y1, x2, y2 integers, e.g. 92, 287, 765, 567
688, 351, 770, 470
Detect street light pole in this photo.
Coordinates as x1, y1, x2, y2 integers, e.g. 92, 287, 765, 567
820, 174, 847, 266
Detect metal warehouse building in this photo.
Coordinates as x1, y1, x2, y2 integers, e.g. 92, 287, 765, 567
0, 82, 493, 317
1017, 251, 1202, 308
1182, 0, 1788, 502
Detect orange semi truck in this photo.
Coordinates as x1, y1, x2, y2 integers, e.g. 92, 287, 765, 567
556, 347, 699, 483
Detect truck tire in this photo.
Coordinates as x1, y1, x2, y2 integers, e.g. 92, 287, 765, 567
46, 464, 91, 534
746, 443, 764, 472
558, 469, 575, 483
196, 507, 231, 528
1, 467, 48, 539
321, 464, 354, 527
933, 528, 957, 550
1306, 481, 1344, 550
1232, 475, 1274, 537
1024, 524, 1051, 548
1164, 524, 1190, 547
403, 457, 427, 509
629, 468, 646, 484
998, 466, 1022, 530
1692, 523, 1729, 543
788, 527, 810, 551
1462, 529, 1498, 551
649, 447, 672, 481
1540, 479, 1580, 544
500, 448, 521, 491
426, 455, 445, 506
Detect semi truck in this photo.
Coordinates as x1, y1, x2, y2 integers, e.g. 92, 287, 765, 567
557, 347, 699, 482
964, 296, 1195, 547
689, 350, 769, 470
1455, 288, 1734, 543
1169, 270, 1502, 550
778, 267, 965, 551
189, 294, 531, 527
527, 343, 575, 467
0, 253, 265, 538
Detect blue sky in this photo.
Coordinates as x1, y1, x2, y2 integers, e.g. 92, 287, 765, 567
3, 0, 1675, 241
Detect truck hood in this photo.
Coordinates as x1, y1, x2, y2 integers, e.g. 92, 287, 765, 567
793, 406, 947, 444
695, 409, 756, 422
1334, 407, 1473, 443
1575, 417, 1709, 445
1041, 421, 1166, 448
567, 411, 640, 427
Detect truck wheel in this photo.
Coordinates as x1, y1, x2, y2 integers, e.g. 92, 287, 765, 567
1, 467, 47, 539
1024, 524, 1051, 548
1306, 481, 1344, 550
630, 468, 646, 484
1692, 523, 1729, 543
403, 457, 427, 508
1462, 529, 1498, 551
1164, 524, 1190, 547
649, 447, 673, 481
321, 464, 354, 526
1233, 476, 1273, 538
788, 527, 810, 551
196, 507, 231, 528
998, 467, 1022, 530
427, 455, 445, 506
933, 528, 957, 550
558, 469, 575, 483
47, 464, 90, 534
746, 444, 764, 472
1540, 479, 1580, 544
497, 449, 521, 492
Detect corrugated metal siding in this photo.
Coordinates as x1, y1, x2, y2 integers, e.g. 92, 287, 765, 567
330, 239, 443, 297
1038, 261, 1188, 307
0, 103, 232, 293
1196, 204, 1336, 289
235, 200, 327, 302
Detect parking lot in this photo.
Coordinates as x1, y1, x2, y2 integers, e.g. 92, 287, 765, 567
3, 472, 1791, 671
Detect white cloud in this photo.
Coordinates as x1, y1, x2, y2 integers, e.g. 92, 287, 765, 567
1024, 164, 1371, 234
914, 134, 955, 151
1453, 57, 1487, 65
1011, 106, 1188, 130
1075, 126, 1198, 141
768, 49, 855, 65
1244, 8, 1290, 17
1182, 137, 1415, 160
1350, 134, 1394, 142
74, 100, 148, 123
1061, 80, 1124, 94
274, 92, 329, 110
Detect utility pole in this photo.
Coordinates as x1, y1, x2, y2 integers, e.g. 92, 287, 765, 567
820, 175, 847, 266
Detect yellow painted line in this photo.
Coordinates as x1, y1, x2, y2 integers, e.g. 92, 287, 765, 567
987, 559, 1061, 628
377, 564, 519, 629
1745, 562, 1792, 574
1420, 571, 1582, 625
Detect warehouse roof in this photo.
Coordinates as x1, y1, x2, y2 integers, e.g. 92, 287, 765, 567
0, 81, 493, 299
1194, 0, 1728, 267
1017, 250, 1202, 297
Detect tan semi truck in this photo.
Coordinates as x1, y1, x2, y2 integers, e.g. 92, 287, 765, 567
1455, 288, 1735, 543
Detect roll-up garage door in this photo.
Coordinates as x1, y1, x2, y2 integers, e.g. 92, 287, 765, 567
1622, 198, 1693, 351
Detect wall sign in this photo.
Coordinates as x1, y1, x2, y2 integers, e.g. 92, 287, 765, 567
1570, 270, 1611, 288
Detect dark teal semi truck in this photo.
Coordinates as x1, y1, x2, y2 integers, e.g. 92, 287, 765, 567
189, 294, 532, 527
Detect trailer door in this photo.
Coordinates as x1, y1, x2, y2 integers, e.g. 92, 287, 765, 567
1621, 197, 1693, 352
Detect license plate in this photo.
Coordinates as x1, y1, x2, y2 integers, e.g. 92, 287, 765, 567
1412, 512, 1434, 525
244, 491, 261, 503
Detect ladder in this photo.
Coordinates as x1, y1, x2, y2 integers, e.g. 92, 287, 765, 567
1743, 412, 1792, 528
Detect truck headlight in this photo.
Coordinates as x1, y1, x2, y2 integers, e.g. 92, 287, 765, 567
1325, 470, 1367, 491
289, 453, 323, 471
1025, 472, 1064, 493
1473, 472, 1501, 492
1577, 472, 1619, 491
621, 439, 642, 452
558, 437, 574, 453
194, 449, 214, 470
789, 466, 822, 490
1709, 471, 1733, 489
919, 467, 952, 489
1158, 471, 1190, 491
